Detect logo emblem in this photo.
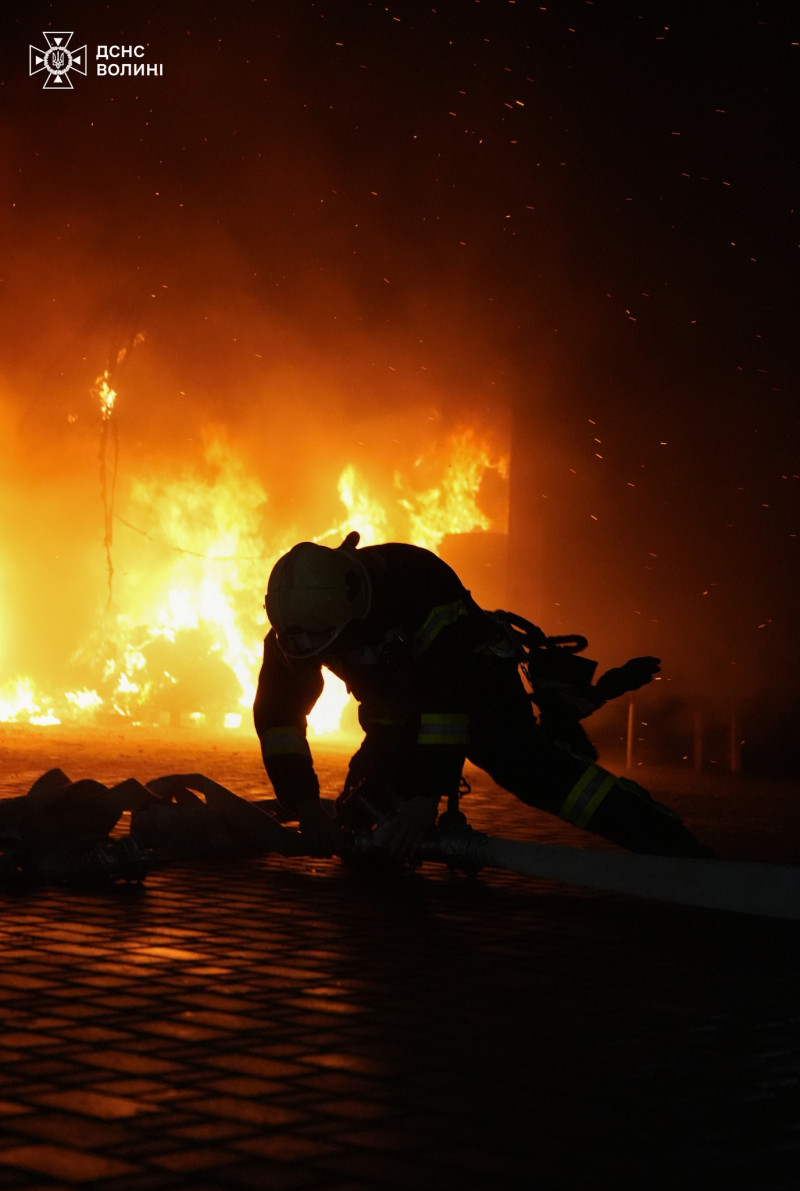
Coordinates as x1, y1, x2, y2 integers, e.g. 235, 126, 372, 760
29, 32, 87, 89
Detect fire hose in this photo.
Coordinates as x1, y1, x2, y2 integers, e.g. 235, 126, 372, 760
23, 769, 790, 920
340, 814, 800, 922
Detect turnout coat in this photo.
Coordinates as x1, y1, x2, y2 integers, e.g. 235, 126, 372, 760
253, 543, 493, 817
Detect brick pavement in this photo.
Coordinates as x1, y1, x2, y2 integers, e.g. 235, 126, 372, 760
0, 727, 798, 1190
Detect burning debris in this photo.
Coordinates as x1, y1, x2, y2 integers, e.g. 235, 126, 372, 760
0, 0, 795, 786
1, 356, 508, 737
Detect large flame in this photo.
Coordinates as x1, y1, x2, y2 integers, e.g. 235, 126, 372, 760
1, 380, 508, 738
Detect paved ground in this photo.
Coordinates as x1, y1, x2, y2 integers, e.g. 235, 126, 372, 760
0, 726, 798, 1190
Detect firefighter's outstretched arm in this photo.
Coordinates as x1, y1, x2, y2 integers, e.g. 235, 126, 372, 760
253, 632, 342, 857
594, 656, 660, 702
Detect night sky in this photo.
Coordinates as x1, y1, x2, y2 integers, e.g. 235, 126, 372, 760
1, 1, 797, 763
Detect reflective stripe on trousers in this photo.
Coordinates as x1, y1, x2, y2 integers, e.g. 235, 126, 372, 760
559, 763, 618, 828
417, 713, 470, 747
260, 725, 312, 759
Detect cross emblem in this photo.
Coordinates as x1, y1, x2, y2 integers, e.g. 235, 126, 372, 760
29, 32, 88, 89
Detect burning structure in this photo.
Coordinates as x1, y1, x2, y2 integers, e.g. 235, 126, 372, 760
1, 334, 509, 734
0, 2, 796, 773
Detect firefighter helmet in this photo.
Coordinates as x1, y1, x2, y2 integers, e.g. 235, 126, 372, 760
265, 533, 371, 658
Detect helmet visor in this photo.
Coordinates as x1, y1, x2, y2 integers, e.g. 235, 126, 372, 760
275, 622, 341, 659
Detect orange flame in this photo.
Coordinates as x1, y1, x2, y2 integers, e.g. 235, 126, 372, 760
95, 371, 117, 421
1, 413, 508, 737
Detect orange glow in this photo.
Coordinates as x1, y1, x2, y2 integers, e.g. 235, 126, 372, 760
1, 379, 508, 739
336, 465, 389, 547
95, 371, 117, 421
307, 672, 351, 737
398, 427, 508, 551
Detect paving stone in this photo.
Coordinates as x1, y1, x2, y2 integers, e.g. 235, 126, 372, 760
89, 1080, 181, 1099
30, 1090, 159, 1120
232, 1133, 340, 1160
170, 1120, 254, 1143
299, 1073, 381, 1096
0, 1109, 29, 1122
188, 1097, 305, 1128
0, 1143, 138, 1181
204, 1077, 284, 1098
149, 1147, 236, 1173
70, 1051, 181, 1077
300, 1053, 387, 1076
204, 1055, 307, 1079
0, 1036, 54, 1052
129, 1021, 222, 1043
0, 976, 53, 993
7, 1111, 134, 1147
1, 735, 798, 1189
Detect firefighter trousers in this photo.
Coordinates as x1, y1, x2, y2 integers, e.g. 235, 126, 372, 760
466, 655, 709, 857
